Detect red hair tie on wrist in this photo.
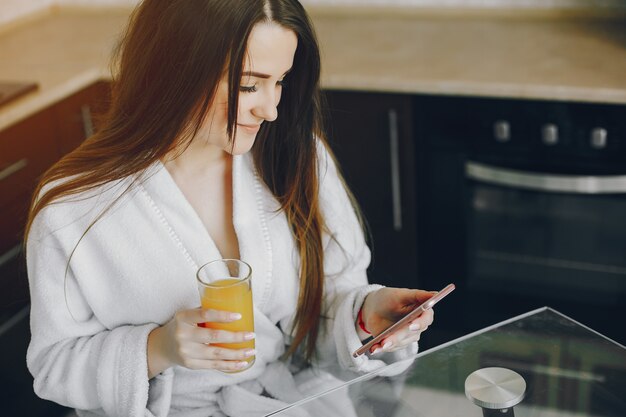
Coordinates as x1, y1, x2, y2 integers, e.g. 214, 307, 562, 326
357, 308, 371, 335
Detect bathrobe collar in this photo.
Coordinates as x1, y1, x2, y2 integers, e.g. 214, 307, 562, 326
140, 154, 274, 311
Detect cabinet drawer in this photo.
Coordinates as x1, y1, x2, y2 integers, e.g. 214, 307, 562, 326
0, 110, 60, 210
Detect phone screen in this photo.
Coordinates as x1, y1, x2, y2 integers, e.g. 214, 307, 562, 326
352, 283, 455, 357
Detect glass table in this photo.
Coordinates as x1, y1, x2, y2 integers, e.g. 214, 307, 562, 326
266, 307, 626, 417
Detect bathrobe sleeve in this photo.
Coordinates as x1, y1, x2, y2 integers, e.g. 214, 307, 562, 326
26, 206, 168, 417
314, 142, 418, 374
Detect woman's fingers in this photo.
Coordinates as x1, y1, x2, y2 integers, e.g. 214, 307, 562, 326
413, 290, 438, 304
178, 308, 242, 325
165, 307, 258, 371
181, 342, 256, 371
407, 309, 434, 333
183, 358, 252, 372
418, 308, 435, 327
194, 327, 255, 344
369, 309, 435, 354
370, 332, 421, 354
188, 344, 256, 361
176, 332, 256, 371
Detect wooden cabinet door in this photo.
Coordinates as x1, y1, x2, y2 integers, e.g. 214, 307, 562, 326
324, 91, 417, 288
0, 107, 60, 322
0, 109, 61, 210
1, 81, 112, 314
54, 80, 111, 154
0, 82, 112, 416
0, 109, 60, 243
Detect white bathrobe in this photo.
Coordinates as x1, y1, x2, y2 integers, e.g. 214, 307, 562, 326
26, 144, 417, 417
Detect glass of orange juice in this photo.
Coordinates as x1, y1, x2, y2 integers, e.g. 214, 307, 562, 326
196, 259, 255, 372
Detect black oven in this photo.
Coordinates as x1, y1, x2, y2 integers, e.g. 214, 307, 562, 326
415, 96, 626, 346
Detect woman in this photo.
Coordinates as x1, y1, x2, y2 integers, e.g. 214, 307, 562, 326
25, 1, 435, 416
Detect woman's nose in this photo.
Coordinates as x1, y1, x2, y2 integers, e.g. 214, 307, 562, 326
253, 89, 279, 122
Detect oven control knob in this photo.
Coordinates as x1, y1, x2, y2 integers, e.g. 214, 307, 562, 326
542, 124, 559, 146
590, 127, 608, 149
493, 120, 511, 142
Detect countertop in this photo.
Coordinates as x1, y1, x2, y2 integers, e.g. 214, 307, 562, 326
1, 6, 626, 131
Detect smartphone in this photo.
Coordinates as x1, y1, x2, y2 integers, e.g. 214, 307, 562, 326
352, 283, 455, 358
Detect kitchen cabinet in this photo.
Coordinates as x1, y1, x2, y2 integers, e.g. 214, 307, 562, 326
0, 110, 59, 252
324, 91, 417, 288
324, 90, 626, 350
0, 80, 111, 417
0, 107, 61, 324
0, 80, 111, 312
54, 80, 111, 155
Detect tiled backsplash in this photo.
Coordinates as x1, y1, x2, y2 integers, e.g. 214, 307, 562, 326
1, 0, 624, 28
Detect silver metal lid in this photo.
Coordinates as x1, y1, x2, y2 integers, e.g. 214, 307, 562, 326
465, 367, 526, 409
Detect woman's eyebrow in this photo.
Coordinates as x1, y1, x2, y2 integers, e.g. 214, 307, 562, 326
242, 68, 292, 79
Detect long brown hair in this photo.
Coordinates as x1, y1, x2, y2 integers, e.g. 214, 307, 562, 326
26, 0, 345, 361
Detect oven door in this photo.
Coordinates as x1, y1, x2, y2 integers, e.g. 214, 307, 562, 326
466, 161, 626, 304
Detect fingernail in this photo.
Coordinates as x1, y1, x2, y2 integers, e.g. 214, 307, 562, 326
244, 332, 256, 340
236, 361, 249, 369
382, 341, 393, 350
229, 313, 242, 320
409, 323, 420, 331
244, 349, 256, 357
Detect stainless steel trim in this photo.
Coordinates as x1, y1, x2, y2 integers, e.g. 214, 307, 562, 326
0, 158, 28, 181
466, 161, 626, 194
388, 109, 402, 231
81, 105, 94, 138
0, 244, 21, 269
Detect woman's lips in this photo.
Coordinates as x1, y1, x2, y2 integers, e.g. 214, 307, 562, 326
238, 123, 261, 134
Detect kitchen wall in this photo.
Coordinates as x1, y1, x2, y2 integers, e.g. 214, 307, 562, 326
0, 0, 52, 28
1, 0, 625, 29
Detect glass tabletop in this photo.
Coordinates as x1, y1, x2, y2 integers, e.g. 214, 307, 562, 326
267, 307, 626, 417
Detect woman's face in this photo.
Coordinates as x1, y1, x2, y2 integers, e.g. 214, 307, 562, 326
197, 21, 298, 155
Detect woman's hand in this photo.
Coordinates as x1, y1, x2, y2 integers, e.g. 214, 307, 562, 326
147, 308, 256, 378
360, 287, 436, 355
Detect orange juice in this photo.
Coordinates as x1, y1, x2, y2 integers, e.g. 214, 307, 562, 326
199, 278, 255, 367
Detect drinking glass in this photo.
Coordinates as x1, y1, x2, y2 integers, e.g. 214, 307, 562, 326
196, 259, 255, 371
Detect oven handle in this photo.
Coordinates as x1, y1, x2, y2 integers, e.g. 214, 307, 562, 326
466, 161, 626, 194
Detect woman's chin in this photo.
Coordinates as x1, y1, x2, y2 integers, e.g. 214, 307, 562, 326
224, 139, 256, 156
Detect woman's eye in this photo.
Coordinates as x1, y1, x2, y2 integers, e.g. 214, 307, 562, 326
240, 85, 257, 93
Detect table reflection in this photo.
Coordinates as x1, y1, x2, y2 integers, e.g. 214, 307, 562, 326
267, 307, 626, 417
